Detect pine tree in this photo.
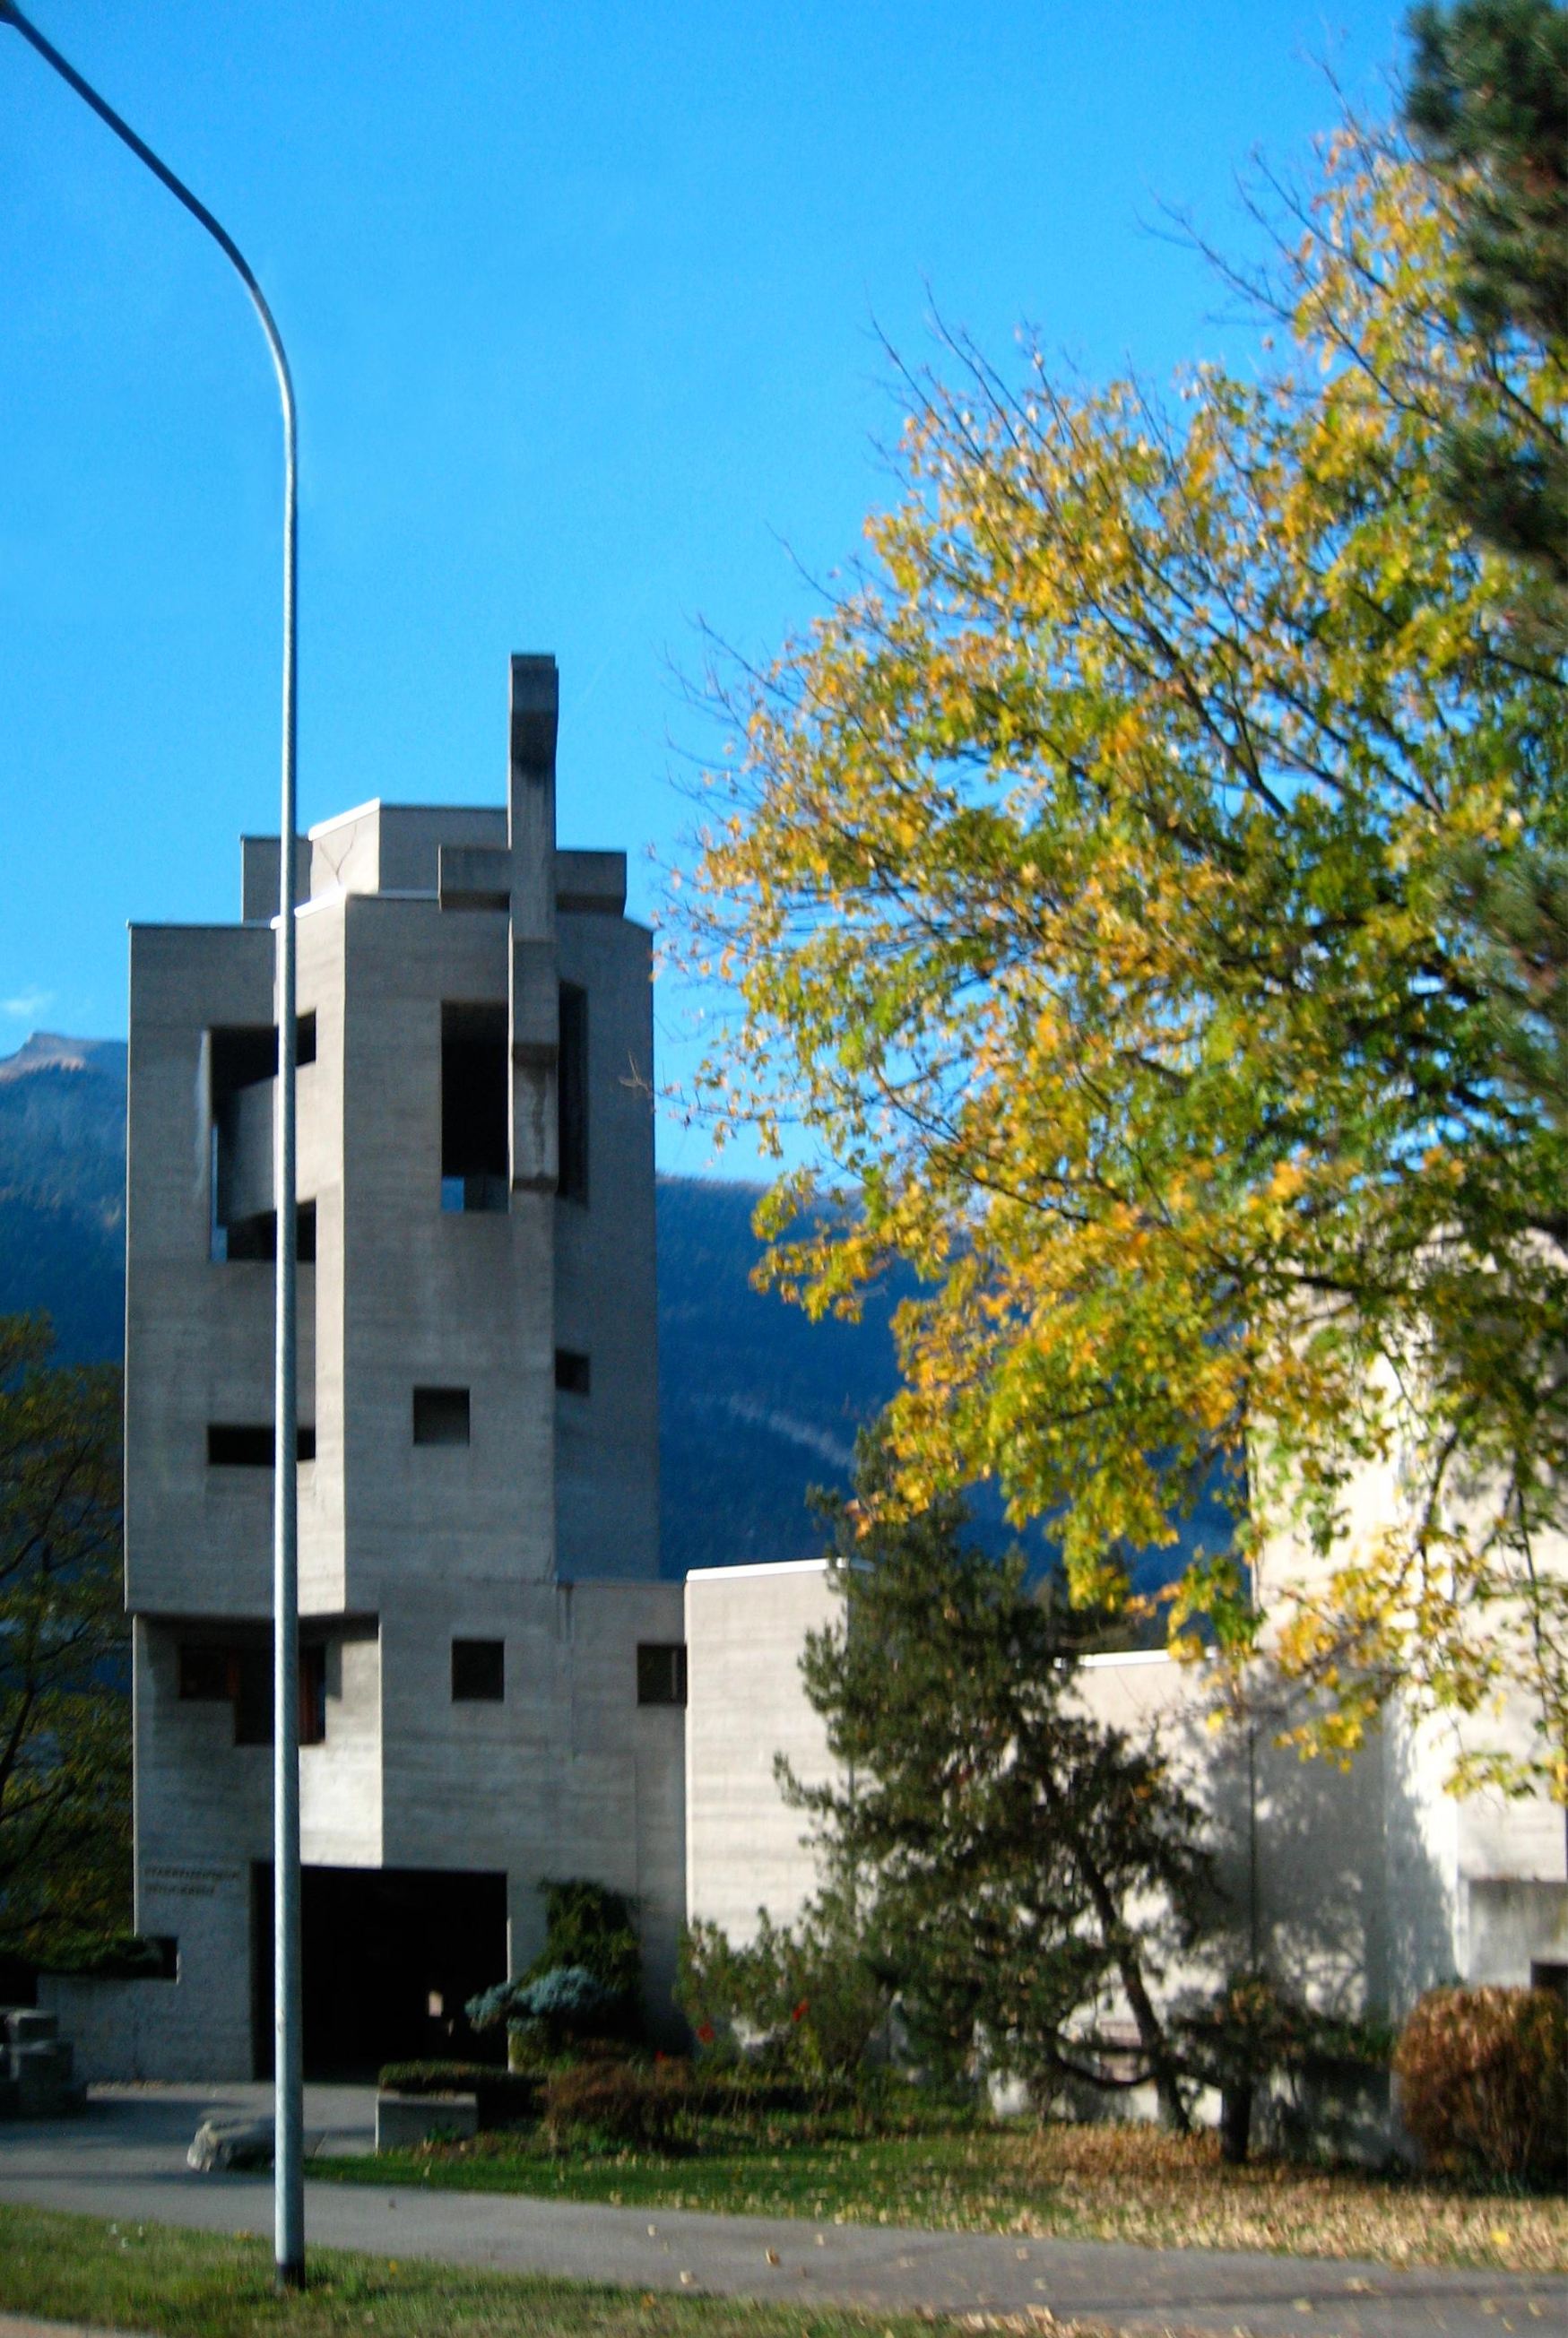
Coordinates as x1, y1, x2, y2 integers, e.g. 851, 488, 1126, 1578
782, 1445, 1215, 2129
1407, 4, 1568, 1133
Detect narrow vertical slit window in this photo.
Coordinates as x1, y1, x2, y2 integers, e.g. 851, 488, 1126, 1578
440, 1001, 508, 1213
558, 982, 588, 1204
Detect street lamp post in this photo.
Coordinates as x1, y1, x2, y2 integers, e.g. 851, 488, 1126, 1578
2, 4, 306, 2290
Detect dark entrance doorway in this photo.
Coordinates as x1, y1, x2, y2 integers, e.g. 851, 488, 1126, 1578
251, 1864, 509, 2078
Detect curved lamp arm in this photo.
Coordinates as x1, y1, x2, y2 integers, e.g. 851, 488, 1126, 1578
2, 2, 304, 2294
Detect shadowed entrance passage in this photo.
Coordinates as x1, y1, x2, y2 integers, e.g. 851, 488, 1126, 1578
252, 1865, 508, 2078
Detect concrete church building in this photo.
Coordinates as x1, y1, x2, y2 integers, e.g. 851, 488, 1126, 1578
41, 654, 1566, 2089
106, 654, 687, 2077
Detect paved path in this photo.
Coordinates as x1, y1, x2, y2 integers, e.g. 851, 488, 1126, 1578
0, 2084, 1563, 2338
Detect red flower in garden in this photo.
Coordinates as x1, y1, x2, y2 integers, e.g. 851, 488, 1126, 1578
697, 2021, 715, 2045
792, 1999, 810, 2023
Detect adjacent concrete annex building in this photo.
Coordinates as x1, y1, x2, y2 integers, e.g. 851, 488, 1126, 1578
114, 654, 686, 2077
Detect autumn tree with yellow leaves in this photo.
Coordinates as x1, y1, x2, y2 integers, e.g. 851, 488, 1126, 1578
675, 57, 1568, 1810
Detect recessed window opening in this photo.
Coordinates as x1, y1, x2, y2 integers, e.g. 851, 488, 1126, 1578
452, 1639, 504, 1702
178, 1638, 325, 1746
412, 1387, 470, 1446
208, 1423, 316, 1467
216, 1201, 316, 1265
558, 983, 588, 1204
210, 1017, 316, 1259
441, 1002, 508, 1213
554, 1348, 591, 1396
637, 1642, 688, 1708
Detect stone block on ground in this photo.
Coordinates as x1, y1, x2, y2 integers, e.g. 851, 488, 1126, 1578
186, 2115, 274, 2172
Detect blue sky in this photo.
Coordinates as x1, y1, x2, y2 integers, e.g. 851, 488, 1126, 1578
2, 0, 1406, 1171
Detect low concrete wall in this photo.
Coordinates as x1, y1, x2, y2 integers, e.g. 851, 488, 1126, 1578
376, 2091, 477, 2150
36, 1971, 235, 2085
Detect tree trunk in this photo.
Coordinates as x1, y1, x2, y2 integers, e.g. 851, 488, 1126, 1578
1066, 1825, 1191, 2134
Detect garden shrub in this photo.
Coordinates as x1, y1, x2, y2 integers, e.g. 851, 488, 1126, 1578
534, 1879, 642, 2004
542, 2057, 691, 2150
1393, 1986, 1567, 2185
466, 1963, 619, 2051
678, 1906, 888, 2078
377, 2061, 541, 2129
32, 1930, 171, 1979
465, 1878, 644, 2052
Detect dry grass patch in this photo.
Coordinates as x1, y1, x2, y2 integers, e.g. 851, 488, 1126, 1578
996, 2126, 1567, 2272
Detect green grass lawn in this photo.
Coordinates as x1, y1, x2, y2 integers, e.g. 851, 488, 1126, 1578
0, 2203, 931, 2338
315, 2119, 1568, 2275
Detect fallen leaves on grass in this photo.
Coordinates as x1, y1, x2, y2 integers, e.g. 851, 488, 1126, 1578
328, 2119, 1568, 2273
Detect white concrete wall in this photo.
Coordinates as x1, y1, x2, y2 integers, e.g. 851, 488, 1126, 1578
680, 1563, 1561, 2029
684, 1561, 843, 1944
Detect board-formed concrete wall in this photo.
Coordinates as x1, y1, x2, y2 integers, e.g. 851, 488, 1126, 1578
120, 657, 679, 2081
682, 1559, 1566, 2028
684, 1562, 841, 1944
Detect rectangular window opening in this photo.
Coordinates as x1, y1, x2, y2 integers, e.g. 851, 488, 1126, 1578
637, 1642, 688, 1708
177, 1640, 323, 1749
214, 1201, 316, 1265
412, 1387, 470, 1447
554, 1348, 591, 1396
452, 1638, 504, 1702
441, 1002, 508, 1213
299, 1641, 327, 1746
207, 1423, 316, 1467
210, 1017, 315, 1259
558, 983, 588, 1204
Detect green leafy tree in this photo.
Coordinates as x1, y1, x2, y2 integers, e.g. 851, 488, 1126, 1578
0, 1313, 127, 1955
674, 82, 1568, 1809
773, 1446, 1214, 2129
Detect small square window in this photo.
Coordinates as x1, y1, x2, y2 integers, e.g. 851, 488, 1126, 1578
413, 1387, 470, 1446
452, 1638, 504, 1701
637, 1642, 688, 1708
555, 1348, 591, 1396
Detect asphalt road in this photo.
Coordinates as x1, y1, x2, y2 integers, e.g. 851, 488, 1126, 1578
0, 2083, 1563, 2338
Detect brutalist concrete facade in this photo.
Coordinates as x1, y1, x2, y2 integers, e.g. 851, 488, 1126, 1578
116, 656, 685, 2080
